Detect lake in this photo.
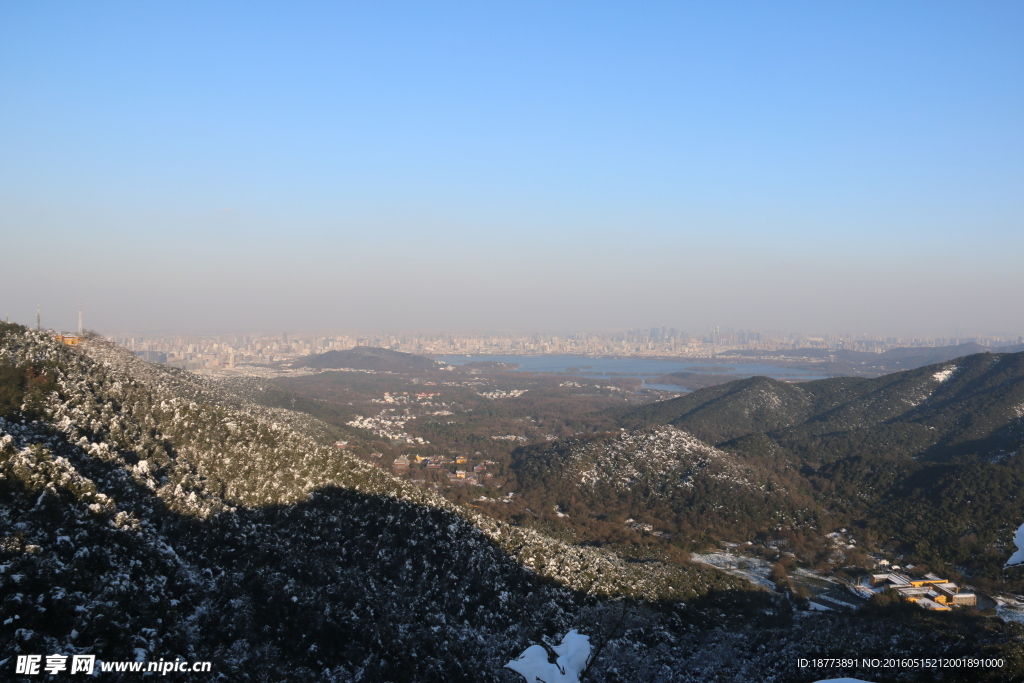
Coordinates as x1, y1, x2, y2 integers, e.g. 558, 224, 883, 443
436, 354, 831, 392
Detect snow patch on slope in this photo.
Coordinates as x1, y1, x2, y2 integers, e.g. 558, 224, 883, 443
2, 330, 741, 603
570, 427, 758, 492
932, 365, 957, 383
996, 604, 1024, 625
505, 630, 592, 683
1006, 523, 1024, 568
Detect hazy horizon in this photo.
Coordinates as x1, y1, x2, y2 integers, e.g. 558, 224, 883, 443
3, 2, 1022, 337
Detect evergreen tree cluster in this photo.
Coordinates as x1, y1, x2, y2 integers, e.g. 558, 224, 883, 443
2, 323, 1022, 681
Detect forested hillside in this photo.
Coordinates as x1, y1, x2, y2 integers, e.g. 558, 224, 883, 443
607, 351, 1024, 582
509, 427, 816, 545
625, 352, 1024, 464
2, 323, 1022, 681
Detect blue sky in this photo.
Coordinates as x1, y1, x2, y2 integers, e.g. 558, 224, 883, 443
2, 1, 1022, 335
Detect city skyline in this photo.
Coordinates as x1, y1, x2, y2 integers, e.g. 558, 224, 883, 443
96, 327, 1024, 379
13, 300, 1024, 350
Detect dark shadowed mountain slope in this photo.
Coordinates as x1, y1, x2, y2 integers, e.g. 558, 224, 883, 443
292, 346, 442, 372
0, 323, 761, 681
3, 323, 1023, 680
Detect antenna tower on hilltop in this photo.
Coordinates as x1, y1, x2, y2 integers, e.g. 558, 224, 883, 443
37, 304, 41, 331
78, 299, 83, 336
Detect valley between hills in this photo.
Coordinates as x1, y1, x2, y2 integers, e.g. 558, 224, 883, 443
3, 322, 1024, 681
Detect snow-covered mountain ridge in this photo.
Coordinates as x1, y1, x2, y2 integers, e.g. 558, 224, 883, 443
3, 323, 1022, 681
0, 326, 739, 600
511, 425, 810, 543
625, 351, 1024, 464
568, 427, 760, 493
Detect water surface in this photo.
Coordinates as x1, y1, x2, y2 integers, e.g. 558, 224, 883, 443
437, 354, 831, 391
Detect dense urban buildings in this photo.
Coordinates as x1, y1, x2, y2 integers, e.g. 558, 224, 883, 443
105, 328, 1024, 376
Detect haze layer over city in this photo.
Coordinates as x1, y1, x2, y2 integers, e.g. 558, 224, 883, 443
7, 5, 1024, 680
110, 329, 1021, 379
3, 2, 1023, 338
